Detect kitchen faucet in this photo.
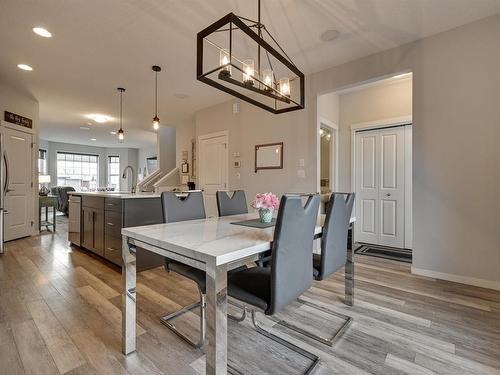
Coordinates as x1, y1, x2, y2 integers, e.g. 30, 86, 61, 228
122, 165, 137, 193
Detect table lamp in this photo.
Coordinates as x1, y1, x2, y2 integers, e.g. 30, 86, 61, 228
38, 175, 51, 196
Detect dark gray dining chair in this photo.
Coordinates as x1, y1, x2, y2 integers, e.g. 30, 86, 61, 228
286, 192, 355, 346
160, 191, 207, 348
216, 190, 248, 216
227, 194, 321, 374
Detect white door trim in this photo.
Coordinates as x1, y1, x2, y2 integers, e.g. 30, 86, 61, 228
350, 116, 413, 248
317, 116, 339, 193
1, 120, 36, 135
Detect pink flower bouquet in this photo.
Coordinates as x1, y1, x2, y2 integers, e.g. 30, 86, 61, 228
252, 192, 279, 223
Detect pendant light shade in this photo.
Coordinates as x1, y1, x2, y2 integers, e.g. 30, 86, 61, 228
152, 65, 161, 131
117, 87, 125, 143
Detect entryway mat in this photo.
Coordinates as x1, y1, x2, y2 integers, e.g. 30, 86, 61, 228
355, 243, 412, 263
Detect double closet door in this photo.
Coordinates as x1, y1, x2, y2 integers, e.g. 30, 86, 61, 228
355, 125, 411, 248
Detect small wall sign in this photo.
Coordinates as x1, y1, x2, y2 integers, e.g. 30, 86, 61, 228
4, 111, 33, 129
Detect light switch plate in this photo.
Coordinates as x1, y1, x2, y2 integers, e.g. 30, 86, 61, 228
299, 158, 305, 167
297, 169, 306, 178
181, 175, 189, 184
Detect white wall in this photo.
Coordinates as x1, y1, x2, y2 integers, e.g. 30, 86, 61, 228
317, 92, 339, 125
191, 14, 500, 289
137, 144, 157, 180
157, 126, 176, 173
0, 83, 39, 233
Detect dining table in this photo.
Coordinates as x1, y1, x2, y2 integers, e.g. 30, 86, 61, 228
121, 213, 355, 375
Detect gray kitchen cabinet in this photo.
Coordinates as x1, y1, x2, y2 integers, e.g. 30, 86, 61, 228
70, 193, 164, 270
81, 197, 105, 256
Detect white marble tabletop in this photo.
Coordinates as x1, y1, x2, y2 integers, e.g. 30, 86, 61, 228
122, 213, 355, 266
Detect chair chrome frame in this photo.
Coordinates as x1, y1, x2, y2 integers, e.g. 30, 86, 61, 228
228, 304, 320, 375
160, 285, 206, 348
276, 297, 352, 347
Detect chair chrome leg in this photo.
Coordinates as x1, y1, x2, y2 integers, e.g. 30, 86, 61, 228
251, 310, 321, 375
160, 286, 205, 348
227, 301, 247, 322
273, 297, 352, 347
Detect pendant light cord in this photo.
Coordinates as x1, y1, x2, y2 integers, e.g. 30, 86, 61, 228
120, 90, 123, 130
154, 70, 158, 117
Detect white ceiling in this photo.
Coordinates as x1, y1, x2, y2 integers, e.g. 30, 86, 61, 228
1, 0, 499, 148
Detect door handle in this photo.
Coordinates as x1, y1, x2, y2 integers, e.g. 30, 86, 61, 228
3, 153, 11, 193
385, 193, 392, 197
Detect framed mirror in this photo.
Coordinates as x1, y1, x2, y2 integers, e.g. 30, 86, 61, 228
255, 142, 283, 172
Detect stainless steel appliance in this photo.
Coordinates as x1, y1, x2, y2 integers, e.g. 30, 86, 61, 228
68, 194, 81, 246
0, 131, 8, 254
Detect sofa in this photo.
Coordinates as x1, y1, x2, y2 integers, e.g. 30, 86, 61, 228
50, 186, 76, 215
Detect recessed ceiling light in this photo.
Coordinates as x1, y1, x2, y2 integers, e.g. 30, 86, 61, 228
174, 93, 189, 99
110, 131, 117, 135
90, 138, 97, 142
79, 126, 90, 130
17, 64, 33, 71
32, 27, 52, 38
320, 29, 340, 42
86, 114, 111, 123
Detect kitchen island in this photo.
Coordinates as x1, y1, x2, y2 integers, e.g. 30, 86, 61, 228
68, 191, 164, 270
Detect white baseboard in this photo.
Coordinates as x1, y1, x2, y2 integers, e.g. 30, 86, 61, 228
411, 267, 500, 291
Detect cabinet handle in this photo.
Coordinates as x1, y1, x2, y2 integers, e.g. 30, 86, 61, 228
107, 222, 115, 226
107, 247, 117, 251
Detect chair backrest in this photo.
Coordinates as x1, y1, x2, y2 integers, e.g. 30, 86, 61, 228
161, 191, 206, 223
268, 194, 320, 315
317, 193, 355, 280
216, 190, 248, 216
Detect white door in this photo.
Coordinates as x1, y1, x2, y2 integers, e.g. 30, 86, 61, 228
355, 126, 406, 248
3, 126, 33, 241
198, 133, 228, 217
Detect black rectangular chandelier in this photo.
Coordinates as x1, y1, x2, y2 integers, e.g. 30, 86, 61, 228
196, 1, 305, 114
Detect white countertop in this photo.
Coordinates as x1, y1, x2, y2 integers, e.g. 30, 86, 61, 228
68, 191, 161, 199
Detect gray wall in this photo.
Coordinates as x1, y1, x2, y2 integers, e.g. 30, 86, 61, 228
337, 77, 413, 191
158, 126, 176, 173
41, 140, 139, 192
190, 14, 500, 289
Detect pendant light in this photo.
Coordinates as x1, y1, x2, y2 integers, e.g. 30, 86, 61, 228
152, 65, 161, 131
117, 87, 125, 143
196, 0, 304, 114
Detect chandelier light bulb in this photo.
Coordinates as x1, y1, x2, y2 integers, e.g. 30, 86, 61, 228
243, 59, 255, 85
262, 69, 273, 91
279, 77, 290, 96
219, 49, 231, 76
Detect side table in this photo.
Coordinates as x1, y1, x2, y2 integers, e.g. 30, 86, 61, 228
39, 195, 57, 231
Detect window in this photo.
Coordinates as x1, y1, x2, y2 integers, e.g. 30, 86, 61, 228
38, 149, 47, 175
107, 156, 120, 190
56, 152, 99, 191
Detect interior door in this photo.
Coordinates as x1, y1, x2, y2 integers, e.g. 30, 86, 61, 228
4, 126, 33, 241
198, 133, 228, 217
355, 126, 405, 248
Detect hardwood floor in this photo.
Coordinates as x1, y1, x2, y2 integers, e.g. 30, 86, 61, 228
1, 217, 500, 374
